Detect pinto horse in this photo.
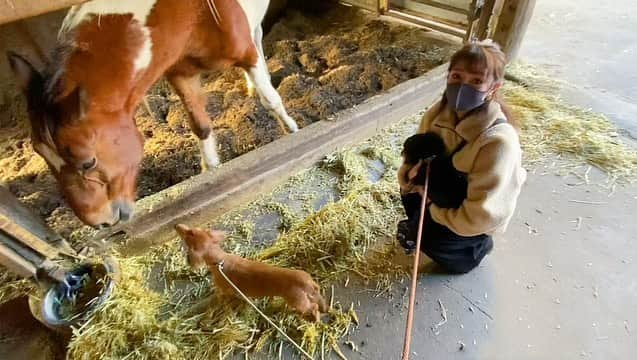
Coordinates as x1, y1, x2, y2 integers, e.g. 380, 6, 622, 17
8, 0, 298, 228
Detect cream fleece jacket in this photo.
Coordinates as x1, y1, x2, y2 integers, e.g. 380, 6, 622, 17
398, 100, 527, 236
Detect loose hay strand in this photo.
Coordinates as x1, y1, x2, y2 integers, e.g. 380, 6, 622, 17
504, 62, 637, 183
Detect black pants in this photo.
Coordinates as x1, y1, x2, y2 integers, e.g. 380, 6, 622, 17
400, 192, 493, 274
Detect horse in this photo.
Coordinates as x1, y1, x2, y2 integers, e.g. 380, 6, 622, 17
8, 0, 298, 229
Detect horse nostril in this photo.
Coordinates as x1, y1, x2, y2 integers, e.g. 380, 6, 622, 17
116, 202, 134, 222
119, 209, 131, 222
93, 223, 110, 230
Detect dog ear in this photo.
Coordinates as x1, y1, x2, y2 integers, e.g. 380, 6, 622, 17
175, 223, 193, 237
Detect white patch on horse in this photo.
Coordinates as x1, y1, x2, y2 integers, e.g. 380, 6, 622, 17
235, 0, 269, 35
59, 0, 157, 37
199, 134, 220, 171
34, 143, 66, 173
134, 26, 153, 72
247, 57, 299, 133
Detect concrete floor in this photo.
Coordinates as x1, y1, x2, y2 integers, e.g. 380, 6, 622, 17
333, 168, 636, 360
519, 0, 637, 140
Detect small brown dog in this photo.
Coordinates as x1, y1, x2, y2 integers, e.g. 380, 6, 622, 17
175, 224, 327, 322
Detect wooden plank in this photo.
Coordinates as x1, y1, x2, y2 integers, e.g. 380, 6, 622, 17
392, 0, 468, 27
387, 8, 466, 38
94, 63, 450, 253
0, 214, 59, 259
0, 186, 75, 258
0, 242, 37, 278
492, 0, 536, 60
0, 0, 88, 25
340, 0, 377, 12
406, 0, 469, 15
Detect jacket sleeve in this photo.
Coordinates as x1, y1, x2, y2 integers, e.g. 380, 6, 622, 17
429, 138, 520, 236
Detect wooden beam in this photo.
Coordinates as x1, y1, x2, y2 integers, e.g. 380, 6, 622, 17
0, 0, 88, 26
408, 0, 469, 16
0, 242, 37, 278
492, 0, 536, 60
0, 186, 75, 258
387, 8, 466, 38
93, 63, 450, 253
0, 214, 59, 259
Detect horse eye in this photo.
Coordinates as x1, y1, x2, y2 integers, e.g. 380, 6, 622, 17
81, 157, 97, 171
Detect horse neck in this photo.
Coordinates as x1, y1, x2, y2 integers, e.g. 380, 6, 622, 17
59, 14, 178, 118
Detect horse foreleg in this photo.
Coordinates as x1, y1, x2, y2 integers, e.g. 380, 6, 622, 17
167, 73, 220, 171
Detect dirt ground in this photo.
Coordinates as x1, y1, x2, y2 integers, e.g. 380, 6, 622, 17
0, 4, 456, 241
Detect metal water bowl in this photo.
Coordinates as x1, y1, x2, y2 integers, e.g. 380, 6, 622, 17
36, 256, 119, 328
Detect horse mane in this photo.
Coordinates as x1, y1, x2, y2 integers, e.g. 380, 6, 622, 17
28, 41, 75, 150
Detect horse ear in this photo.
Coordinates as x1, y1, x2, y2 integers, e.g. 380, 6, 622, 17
7, 51, 42, 91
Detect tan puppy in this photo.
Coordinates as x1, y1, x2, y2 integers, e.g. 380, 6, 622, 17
175, 224, 327, 322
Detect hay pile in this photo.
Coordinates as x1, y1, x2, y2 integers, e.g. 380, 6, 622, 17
504, 62, 637, 183
66, 122, 411, 359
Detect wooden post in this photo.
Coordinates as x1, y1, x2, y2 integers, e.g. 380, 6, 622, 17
492, 0, 536, 60
378, 0, 389, 14
476, 0, 498, 40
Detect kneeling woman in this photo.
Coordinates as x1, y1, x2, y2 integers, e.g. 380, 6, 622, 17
397, 40, 527, 274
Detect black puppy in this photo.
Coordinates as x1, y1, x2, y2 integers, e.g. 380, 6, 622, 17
397, 132, 468, 253
401, 132, 467, 209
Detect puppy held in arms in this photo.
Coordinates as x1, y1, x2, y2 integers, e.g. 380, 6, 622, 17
175, 224, 327, 322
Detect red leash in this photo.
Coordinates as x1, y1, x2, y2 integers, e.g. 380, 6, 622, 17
402, 160, 431, 360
